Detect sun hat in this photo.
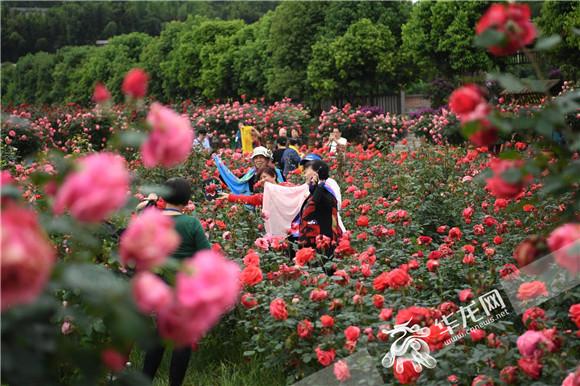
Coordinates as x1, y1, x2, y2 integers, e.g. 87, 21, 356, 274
251, 146, 272, 159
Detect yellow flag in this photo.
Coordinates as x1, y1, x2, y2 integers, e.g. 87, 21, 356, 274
241, 126, 254, 154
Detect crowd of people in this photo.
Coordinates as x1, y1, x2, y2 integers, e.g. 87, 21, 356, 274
133, 123, 349, 385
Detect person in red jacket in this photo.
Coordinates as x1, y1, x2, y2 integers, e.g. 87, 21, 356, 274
219, 166, 291, 207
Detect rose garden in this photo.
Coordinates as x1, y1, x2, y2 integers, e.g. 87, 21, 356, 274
1, 2, 579, 386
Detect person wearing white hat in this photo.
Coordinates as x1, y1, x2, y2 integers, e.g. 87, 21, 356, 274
248, 146, 285, 192
251, 146, 272, 169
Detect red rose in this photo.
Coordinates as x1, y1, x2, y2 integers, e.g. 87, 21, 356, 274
425, 323, 450, 351
385, 268, 412, 289
427, 259, 440, 272
101, 349, 127, 373
428, 250, 442, 260
522, 307, 546, 330
297, 319, 313, 339
395, 306, 431, 326
500, 366, 518, 384
373, 271, 390, 291
241, 293, 257, 309
470, 328, 486, 342
517, 281, 548, 301
485, 159, 528, 199
294, 247, 315, 266
379, 308, 393, 321
469, 120, 498, 147
393, 358, 421, 385
356, 215, 369, 227
320, 315, 334, 328
569, 304, 580, 329
449, 84, 485, 118
269, 298, 288, 320
122, 68, 149, 98
499, 263, 520, 279
240, 265, 263, 287
92, 82, 111, 103
309, 288, 328, 302
476, 3, 537, 56
439, 301, 459, 315
418, 235, 433, 245
517, 357, 542, 380
373, 294, 384, 309
448, 227, 462, 241
315, 347, 336, 367
243, 249, 260, 266
344, 326, 361, 342
513, 236, 546, 269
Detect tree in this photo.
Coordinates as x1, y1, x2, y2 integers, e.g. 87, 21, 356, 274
266, 1, 327, 101
537, 1, 580, 80
307, 19, 398, 101
401, 1, 492, 85
163, 18, 244, 100
50, 46, 95, 103
230, 13, 273, 98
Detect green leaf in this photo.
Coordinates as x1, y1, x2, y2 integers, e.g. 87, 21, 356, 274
460, 121, 480, 138
535, 118, 553, 137
474, 29, 504, 48
495, 74, 525, 93
534, 35, 561, 51
499, 150, 521, 160
488, 113, 512, 134
500, 168, 522, 184
119, 131, 147, 147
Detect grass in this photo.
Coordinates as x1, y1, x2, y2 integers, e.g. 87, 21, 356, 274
128, 321, 286, 386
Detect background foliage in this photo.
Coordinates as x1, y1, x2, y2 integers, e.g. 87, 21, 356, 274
2, 1, 578, 107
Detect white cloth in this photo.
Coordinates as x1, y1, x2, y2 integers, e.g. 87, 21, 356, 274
263, 182, 310, 237
325, 178, 346, 233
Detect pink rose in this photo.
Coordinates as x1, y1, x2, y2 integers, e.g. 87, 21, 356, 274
93, 83, 111, 103
562, 369, 580, 386
120, 208, 180, 271
132, 272, 173, 314
459, 288, 474, 302
333, 360, 351, 382
517, 281, 549, 301
61, 321, 74, 335
517, 330, 550, 357
547, 223, 580, 275
141, 103, 194, 168
54, 152, 129, 222
1, 203, 56, 311
158, 251, 241, 347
